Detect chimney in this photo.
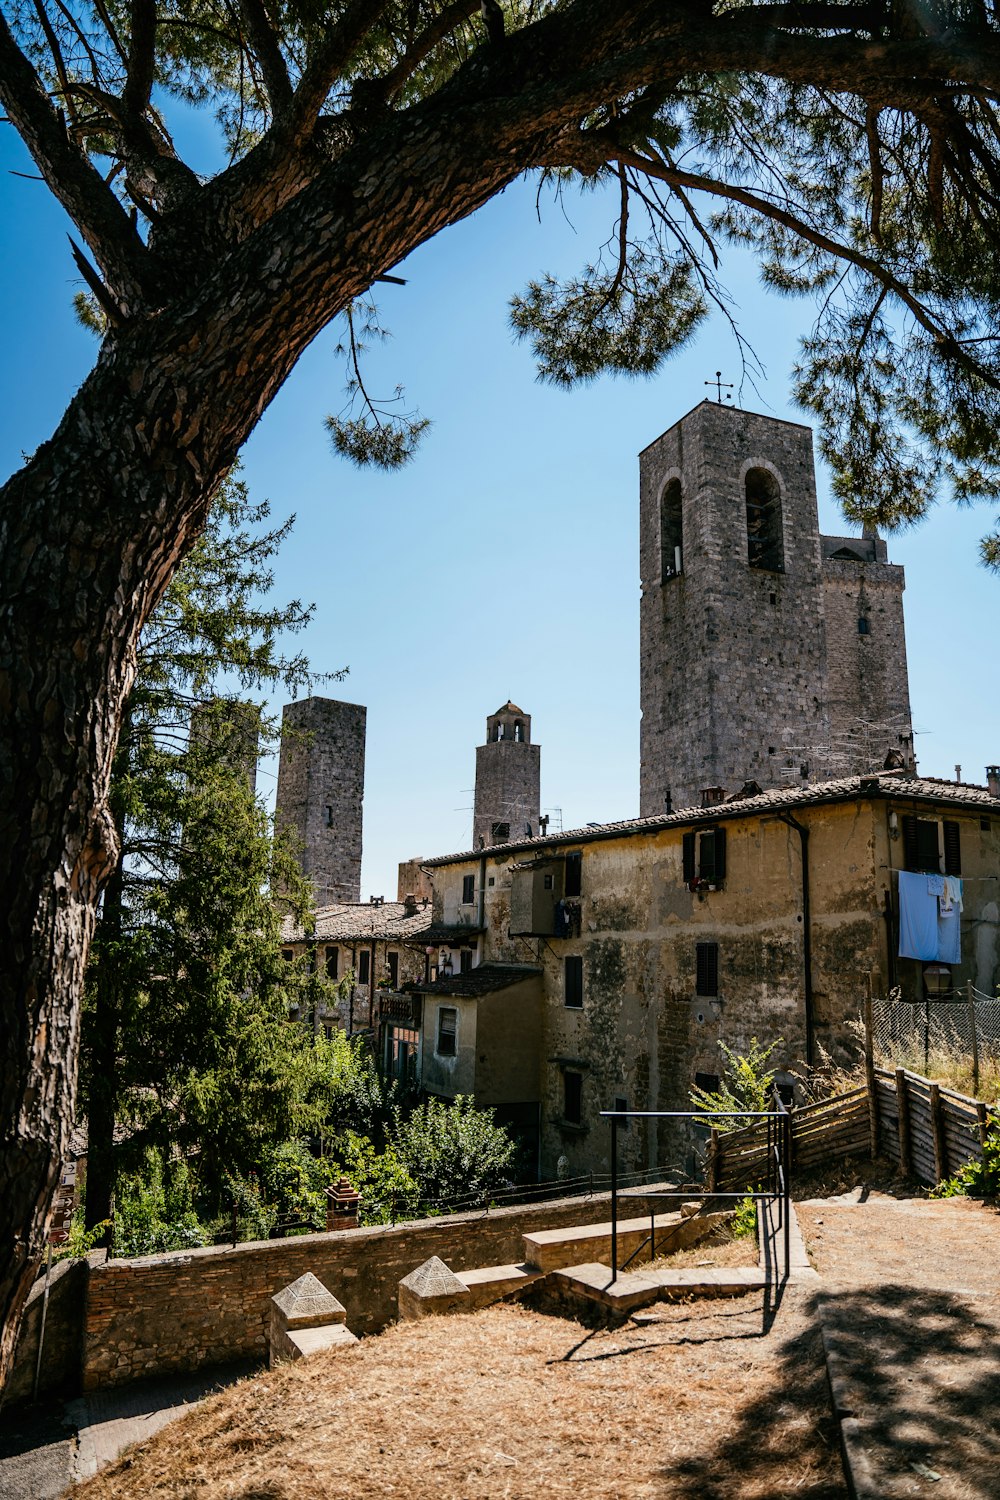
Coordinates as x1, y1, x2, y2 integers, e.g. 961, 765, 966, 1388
987, 766, 1000, 798
700, 787, 725, 808
403, 891, 418, 917
538, 814, 549, 836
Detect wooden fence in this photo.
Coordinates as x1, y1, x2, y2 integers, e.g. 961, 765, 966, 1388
708, 1073, 995, 1191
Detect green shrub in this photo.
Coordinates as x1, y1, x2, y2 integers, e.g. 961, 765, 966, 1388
933, 1117, 1000, 1199
690, 1036, 784, 1128
730, 1194, 759, 1240
390, 1094, 516, 1207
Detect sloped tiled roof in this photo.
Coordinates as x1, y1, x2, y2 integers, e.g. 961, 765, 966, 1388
421, 774, 999, 868
281, 900, 433, 944
411, 963, 542, 998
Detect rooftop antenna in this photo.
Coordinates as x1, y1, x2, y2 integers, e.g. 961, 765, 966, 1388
705, 371, 733, 405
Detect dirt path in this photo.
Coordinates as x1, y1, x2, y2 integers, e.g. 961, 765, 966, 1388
797, 1194, 1000, 1499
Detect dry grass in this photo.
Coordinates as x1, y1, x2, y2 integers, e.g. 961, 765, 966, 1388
646, 1226, 758, 1273
71, 1294, 844, 1500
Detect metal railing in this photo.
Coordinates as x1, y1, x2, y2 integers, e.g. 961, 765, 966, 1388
601, 1095, 792, 1282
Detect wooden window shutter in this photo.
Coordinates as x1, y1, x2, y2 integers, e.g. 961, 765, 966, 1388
682, 831, 696, 884
901, 815, 919, 871
696, 942, 719, 997
943, 821, 962, 876
713, 827, 727, 883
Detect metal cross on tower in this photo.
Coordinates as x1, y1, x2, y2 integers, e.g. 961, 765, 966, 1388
704, 371, 734, 404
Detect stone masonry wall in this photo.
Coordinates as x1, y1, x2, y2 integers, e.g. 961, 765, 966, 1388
822, 558, 913, 770
275, 697, 366, 904
6, 1254, 89, 1404
77, 1191, 623, 1391
639, 401, 830, 814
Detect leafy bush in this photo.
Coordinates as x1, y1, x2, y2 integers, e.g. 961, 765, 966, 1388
390, 1095, 516, 1208
690, 1036, 784, 1129
328, 1132, 420, 1226
112, 1152, 209, 1257
933, 1117, 1000, 1200
730, 1195, 759, 1241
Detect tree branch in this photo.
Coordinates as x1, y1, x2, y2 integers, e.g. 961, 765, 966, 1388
237, 0, 293, 117
0, 9, 151, 313
608, 142, 1000, 391
122, 0, 157, 121
290, 0, 393, 140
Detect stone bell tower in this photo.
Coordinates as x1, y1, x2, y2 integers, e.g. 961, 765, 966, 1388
639, 401, 831, 814
473, 702, 541, 847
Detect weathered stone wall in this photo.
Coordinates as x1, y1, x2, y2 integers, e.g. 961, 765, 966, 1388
639, 401, 830, 814
77, 1191, 626, 1391
821, 555, 913, 770
275, 696, 366, 904
431, 796, 922, 1178
6, 1254, 90, 1404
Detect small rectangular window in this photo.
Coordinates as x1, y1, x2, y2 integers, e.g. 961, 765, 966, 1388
981, 817, 992, 833
858, 616, 871, 635
358, 950, 371, 985
564, 852, 583, 898
491, 821, 510, 843
324, 946, 339, 980
488, 875, 495, 887
696, 942, 719, 997
460, 948, 473, 973
564, 955, 584, 1008
543, 873, 553, 890
903, 815, 947, 874
462, 873, 475, 905
437, 1007, 457, 1057
282, 948, 294, 963
563, 1071, 583, 1125
387, 951, 399, 988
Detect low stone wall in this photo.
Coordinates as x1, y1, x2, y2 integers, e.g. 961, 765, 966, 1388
81, 1189, 631, 1391
6, 1254, 91, 1404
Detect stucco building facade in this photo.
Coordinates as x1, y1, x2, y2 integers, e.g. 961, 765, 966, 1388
413, 774, 1000, 1180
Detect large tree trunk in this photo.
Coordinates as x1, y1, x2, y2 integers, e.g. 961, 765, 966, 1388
0, 106, 541, 1385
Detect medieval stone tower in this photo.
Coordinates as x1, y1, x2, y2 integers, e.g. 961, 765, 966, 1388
275, 696, 366, 904
639, 400, 912, 814
473, 702, 541, 847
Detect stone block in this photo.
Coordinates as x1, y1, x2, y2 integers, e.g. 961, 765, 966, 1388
398, 1256, 472, 1321
268, 1272, 348, 1368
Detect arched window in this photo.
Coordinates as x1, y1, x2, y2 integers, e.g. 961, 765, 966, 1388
514, 720, 524, 742
660, 478, 683, 582
745, 468, 784, 572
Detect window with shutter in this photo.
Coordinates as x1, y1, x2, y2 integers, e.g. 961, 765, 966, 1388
902, 815, 942, 873
682, 831, 696, 884
564, 955, 584, 1008
696, 942, 719, 996
462, 873, 475, 904
358, 950, 371, 985
943, 821, 962, 876
564, 852, 583, 897
325, 946, 339, 980
436, 1007, 457, 1057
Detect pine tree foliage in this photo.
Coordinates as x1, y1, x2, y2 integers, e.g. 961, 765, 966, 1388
80, 473, 334, 1224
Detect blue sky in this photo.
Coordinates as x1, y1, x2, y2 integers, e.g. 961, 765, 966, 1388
2, 109, 998, 900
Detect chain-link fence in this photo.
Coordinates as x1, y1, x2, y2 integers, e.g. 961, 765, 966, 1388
871, 987, 1000, 1084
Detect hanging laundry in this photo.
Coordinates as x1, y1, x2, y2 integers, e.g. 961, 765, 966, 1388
898, 871, 940, 961
942, 875, 964, 914
927, 875, 945, 898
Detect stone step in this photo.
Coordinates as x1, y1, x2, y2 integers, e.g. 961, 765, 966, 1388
454, 1263, 543, 1311
551, 1261, 767, 1318
283, 1323, 358, 1360
522, 1208, 726, 1273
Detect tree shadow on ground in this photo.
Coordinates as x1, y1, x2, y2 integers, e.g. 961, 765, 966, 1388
652, 1281, 1000, 1499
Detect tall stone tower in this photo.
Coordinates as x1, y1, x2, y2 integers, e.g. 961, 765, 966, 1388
473, 702, 541, 847
275, 697, 366, 904
820, 531, 914, 772
639, 400, 914, 812
639, 401, 831, 814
